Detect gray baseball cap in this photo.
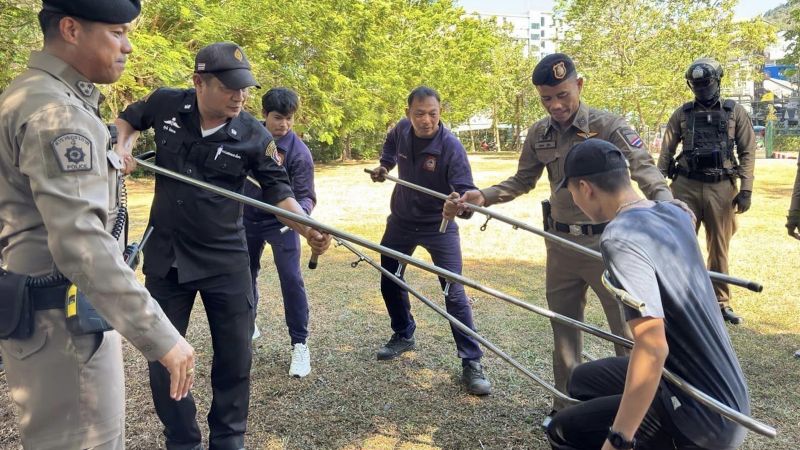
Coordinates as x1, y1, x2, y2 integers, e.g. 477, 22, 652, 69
194, 42, 260, 90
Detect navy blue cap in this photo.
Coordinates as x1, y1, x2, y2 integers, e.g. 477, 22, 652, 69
556, 139, 629, 191
532, 53, 577, 86
42, 0, 140, 24
195, 42, 260, 90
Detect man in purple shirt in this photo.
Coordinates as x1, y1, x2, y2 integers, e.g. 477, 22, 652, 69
369, 86, 491, 395
243, 88, 316, 378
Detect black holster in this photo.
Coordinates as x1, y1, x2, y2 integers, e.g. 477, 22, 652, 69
542, 199, 552, 232
0, 270, 34, 340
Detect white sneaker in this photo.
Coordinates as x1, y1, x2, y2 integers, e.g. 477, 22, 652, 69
252, 324, 261, 341
289, 343, 311, 378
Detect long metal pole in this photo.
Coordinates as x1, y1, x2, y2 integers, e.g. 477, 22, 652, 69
135, 157, 774, 437
366, 169, 763, 293
135, 157, 632, 348
333, 237, 578, 405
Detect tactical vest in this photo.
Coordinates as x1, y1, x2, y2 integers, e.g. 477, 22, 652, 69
680, 99, 736, 173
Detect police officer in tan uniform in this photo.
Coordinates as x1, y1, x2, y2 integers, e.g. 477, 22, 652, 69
658, 58, 756, 325
787, 159, 800, 240
0, 1, 194, 448
445, 53, 674, 418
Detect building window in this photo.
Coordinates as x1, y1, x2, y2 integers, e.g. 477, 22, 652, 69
531, 23, 540, 29
530, 33, 540, 40
541, 17, 545, 26
541, 29, 545, 37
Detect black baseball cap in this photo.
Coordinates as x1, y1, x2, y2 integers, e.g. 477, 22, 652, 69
532, 53, 577, 86
42, 0, 141, 24
555, 139, 629, 191
194, 42, 260, 90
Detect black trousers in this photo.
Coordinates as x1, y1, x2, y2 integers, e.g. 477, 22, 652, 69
547, 357, 701, 450
146, 268, 254, 450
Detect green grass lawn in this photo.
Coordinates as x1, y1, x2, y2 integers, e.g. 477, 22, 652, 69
1, 154, 798, 449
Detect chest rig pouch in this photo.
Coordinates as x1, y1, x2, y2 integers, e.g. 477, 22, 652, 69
680, 100, 735, 173
0, 269, 33, 340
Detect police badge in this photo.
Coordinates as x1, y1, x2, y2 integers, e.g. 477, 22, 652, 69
553, 61, 567, 80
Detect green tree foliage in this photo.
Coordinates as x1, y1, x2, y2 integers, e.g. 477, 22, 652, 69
0, 0, 40, 91
0, 0, 533, 160
555, 0, 776, 138
781, 1, 800, 66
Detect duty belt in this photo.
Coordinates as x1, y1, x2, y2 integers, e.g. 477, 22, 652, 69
552, 220, 607, 236
29, 284, 68, 311
676, 166, 729, 183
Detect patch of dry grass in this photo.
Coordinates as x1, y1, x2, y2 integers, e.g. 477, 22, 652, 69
1, 155, 798, 449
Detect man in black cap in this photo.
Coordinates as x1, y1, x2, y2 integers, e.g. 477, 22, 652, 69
0, 1, 195, 449
445, 53, 674, 422
114, 42, 331, 450
545, 139, 750, 450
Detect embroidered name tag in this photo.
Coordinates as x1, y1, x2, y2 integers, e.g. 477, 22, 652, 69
51, 134, 92, 172
215, 146, 242, 160
534, 141, 557, 149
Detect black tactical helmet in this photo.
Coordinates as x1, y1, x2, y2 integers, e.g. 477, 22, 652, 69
685, 58, 724, 85
685, 58, 723, 106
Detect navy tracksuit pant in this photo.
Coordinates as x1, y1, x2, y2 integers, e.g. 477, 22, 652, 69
245, 219, 309, 345
379, 216, 483, 362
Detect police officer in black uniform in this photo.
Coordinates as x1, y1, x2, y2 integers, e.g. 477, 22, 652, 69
115, 43, 331, 450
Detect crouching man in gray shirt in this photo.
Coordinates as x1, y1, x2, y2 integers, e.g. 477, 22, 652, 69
545, 139, 750, 450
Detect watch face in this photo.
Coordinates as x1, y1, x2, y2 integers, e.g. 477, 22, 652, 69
608, 430, 634, 449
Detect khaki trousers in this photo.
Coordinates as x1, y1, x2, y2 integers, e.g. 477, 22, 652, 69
545, 232, 632, 411
0, 309, 125, 449
670, 175, 738, 304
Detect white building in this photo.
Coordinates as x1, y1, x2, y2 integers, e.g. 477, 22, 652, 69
471, 10, 560, 59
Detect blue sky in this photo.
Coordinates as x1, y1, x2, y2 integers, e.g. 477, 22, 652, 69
456, 0, 787, 19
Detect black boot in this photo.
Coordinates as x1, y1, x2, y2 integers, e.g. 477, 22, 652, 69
721, 306, 742, 325
461, 360, 492, 396
376, 333, 415, 360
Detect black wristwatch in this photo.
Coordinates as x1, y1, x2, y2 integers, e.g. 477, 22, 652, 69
607, 428, 636, 449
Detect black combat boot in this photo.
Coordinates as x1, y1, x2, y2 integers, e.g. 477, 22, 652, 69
376, 333, 415, 360
461, 360, 492, 396
721, 306, 742, 325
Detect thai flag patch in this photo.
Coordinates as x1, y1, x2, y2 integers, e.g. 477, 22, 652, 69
622, 130, 643, 148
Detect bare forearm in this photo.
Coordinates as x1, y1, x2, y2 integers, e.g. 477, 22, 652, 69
275, 197, 312, 238
114, 117, 140, 153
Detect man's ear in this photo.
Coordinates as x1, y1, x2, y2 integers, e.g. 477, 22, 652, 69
192, 73, 203, 90
578, 179, 593, 198
59, 16, 83, 45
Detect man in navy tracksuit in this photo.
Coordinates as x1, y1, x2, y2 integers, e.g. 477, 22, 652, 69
370, 86, 491, 395
243, 88, 316, 378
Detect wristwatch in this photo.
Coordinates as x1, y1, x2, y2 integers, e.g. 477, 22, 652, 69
607, 428, 636, 449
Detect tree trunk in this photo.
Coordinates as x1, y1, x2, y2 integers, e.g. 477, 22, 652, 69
492, 103, 501, 152
341, 135, 352, 161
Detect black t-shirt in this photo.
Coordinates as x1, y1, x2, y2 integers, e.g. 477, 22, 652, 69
411, 132, 434, 159
118, 88, 294, 283
601, 202, 750, 450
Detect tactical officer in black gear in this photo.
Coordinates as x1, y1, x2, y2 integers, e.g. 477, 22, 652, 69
658, 58, 757, 325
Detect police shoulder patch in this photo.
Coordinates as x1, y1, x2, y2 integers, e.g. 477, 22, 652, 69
266, 140, 280, 163
51, 133, 93, 172
621, 129, 643, 148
